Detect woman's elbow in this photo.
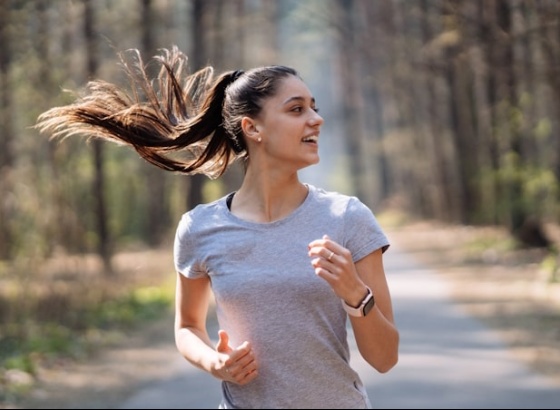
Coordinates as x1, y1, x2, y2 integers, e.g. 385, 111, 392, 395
370, 331, 400, 373
375, 352, 398, 373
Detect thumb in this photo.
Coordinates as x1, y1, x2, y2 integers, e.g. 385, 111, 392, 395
216, 329, 232, 353
323, 234, 330, 240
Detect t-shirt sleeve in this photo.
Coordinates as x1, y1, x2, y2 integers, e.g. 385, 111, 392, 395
173, 213, 207, 279
343, 197, 390, 262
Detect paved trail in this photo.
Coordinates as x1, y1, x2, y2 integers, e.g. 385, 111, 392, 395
120, 244, 560, 409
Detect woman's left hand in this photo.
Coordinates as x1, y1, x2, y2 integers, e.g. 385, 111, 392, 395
308, 234, 369, 306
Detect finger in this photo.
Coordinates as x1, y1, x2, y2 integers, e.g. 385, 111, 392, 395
229, 357, 256, 378
236, 340, 251, 352
313, 265, 337, 282
230, 341, 251, 358
308, 238, 328, 249
226, 341, 253, 372
237, 357, 259, 383
236, 349, 256, 369
307, 246, 335, 260
308, 235, 342, 253
321, 235, 346, 254
216, 330, 231, 353
229, 353, 258, 382
238, 368, 258, 385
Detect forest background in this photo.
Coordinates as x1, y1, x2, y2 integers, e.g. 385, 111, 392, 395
1, 0, 560, 405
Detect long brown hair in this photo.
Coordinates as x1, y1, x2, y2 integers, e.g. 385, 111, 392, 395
36, 46, 298, 179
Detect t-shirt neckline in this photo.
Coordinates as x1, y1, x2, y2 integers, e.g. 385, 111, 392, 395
221, 183, 314, 228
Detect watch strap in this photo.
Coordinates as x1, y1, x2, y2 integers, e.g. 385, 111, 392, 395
341, 287, 375, 317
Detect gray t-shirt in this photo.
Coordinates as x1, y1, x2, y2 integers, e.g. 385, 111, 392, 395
174, 184, 390, 409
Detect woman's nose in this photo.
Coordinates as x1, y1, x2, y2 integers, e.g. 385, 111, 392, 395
310, 110, 324, 127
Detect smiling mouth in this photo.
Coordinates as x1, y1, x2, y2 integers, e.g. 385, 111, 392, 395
302, 135, 318, 144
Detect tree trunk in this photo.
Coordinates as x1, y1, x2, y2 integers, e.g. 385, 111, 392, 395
185, 0, 208, 211
478, 0, 503, 225
218, 0, 246, 194
333, 0, 371, 205
537, 1, 560, 210
359, 0, 392, 206
141, 0, 170, 245
420, 0, 454, 221
0, 0, 14, 259
496, 0, 548, 247
84, 0, 113, 274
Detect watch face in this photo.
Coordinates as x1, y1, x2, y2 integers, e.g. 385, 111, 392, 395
363, 295, 375, 316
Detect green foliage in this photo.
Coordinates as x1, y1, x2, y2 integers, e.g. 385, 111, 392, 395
0, 323, 81, 377
494, 152, 559, 222
524, 168, 559, 215
90, 286, 173, 327
0, 283, 174, 387
540, 249, 559, 283
3, 354, 35, 375
534, 118, 552, 142
465, 233, 517, 256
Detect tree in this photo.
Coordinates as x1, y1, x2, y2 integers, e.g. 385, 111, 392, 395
84, 0, 113, 274
185, 0, 209, 211
140, 0, 172, 245
0, 0, 15, 259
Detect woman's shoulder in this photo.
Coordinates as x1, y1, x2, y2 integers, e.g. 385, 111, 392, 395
308, 184, 358, 205
307, 184, 366, 215
177, 194, 229, 229
308, 184, 376, 217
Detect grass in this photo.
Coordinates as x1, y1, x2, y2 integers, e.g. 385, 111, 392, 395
0, 248, 175, 404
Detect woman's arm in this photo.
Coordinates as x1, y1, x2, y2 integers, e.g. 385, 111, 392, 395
348, 249, 399, 372
174, 273, 258, 384
174, 273, 216, 369
308, 238, 399, 373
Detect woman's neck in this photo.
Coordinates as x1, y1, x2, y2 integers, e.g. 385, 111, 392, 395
231, 170, 308, 223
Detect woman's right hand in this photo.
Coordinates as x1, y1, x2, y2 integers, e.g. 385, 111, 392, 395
214, 330, 258, 385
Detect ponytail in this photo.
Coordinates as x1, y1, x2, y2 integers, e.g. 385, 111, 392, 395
36, 46, 243, 179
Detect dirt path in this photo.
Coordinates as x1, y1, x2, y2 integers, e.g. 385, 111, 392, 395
6, 221, 560, 409
386, 221, 560, 386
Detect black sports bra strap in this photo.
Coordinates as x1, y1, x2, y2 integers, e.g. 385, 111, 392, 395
226, 192, 235, 210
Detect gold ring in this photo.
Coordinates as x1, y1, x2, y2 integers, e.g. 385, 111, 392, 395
327, 251, 334, 261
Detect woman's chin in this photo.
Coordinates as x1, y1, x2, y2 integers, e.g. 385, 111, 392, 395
301, 155, 320, 169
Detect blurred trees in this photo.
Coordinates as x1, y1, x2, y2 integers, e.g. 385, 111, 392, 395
3, 1, 560, 397
335, 0, 559, 247
1, 0, 560, 268
0, 0, 14, 259
84, 0, 113, 273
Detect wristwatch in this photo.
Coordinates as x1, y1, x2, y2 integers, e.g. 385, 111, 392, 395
341, 287, 375, 317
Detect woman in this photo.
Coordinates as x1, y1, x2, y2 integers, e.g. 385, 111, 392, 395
36, 46, 399, 409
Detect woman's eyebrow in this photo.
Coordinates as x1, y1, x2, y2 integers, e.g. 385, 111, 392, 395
282, 96, 316, 105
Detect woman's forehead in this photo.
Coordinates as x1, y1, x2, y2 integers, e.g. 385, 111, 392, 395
273, 76, 314, 104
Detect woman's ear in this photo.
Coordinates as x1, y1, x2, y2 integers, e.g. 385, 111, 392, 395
241, 117, 261, 140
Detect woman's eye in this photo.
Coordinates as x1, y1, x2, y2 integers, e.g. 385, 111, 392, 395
290, 105, 319, 114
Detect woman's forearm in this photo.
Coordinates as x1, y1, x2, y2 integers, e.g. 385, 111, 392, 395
175, 326, 219, 374
351, 306, 400, 373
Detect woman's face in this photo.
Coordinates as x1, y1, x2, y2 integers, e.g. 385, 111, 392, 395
254, 75, 324, 171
